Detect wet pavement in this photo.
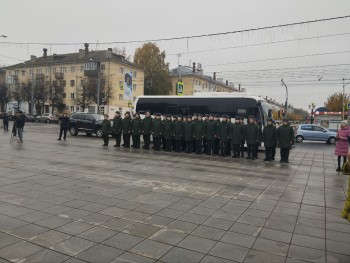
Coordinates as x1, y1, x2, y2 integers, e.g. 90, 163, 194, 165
0, 123, 349, 263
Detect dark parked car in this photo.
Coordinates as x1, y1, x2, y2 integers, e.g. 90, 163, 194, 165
68, 113, 112, 138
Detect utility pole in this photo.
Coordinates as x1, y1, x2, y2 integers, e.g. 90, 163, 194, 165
342, 78, 350, 120
281, 79, 288, 118
96, 61, 101, 114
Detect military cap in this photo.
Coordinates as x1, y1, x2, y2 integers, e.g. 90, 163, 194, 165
214, 114, 220, 118
248, 115, 255, 119
145, 110, 151, 113
115, 111, 120, 114
104, 114, 109, 117
209, 114, 214, 117
282, 118, 289, 122
125, 111, 130, 115
167, 114, 172, 117
193, 113, 198, 116
205, 114, 209, 117
187, 115, 192, 118
267, 117, 273, 122
235, 116, 241, 120
198, 114, 203, 117
173, 115, 177, 118
222, 114, 227, 118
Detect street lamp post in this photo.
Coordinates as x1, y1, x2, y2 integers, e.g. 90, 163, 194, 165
309, 103, 316, 124
281, 79, 288, 118
342, 78, 350, 120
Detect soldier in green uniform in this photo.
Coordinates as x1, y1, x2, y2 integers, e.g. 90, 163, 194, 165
230, 116, 244, 158
254, 119, 263, 159
192, 113, 198, 153
277, 118, 294, 163
226, 116, 232, 156
163, 114, 174, 152
174, 115, 184, 152
240, 117, 246, 157
203, 114, 209, 153
112, 111, 122, 147
172, 115, 177, 151
122, 111, 132, 148
245, 116, 259, 160
184, 115, 194, 153
206, 114, 218, 155
131, 112, 142, 149
181, 116, 187, 152
214, 114, 220, 155
161, 114, 167, 149
218, 115, 230, 157
142, 110, 152, 150
152, 113, 163, 151
101, 114, 111, 146
262, 118, 277, 161
194, 114, 205, 154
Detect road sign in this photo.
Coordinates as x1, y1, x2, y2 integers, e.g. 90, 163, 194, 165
176, 82, 184, 96
347, 101, 350, 110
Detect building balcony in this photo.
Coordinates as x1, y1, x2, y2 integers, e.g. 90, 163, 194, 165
54, 72, 64, 79
35, 73, 45, 79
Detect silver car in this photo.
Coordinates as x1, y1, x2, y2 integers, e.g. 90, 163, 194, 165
294, 124, 337, 144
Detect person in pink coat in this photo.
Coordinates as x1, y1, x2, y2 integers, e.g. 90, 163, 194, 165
335, 121, 350, 171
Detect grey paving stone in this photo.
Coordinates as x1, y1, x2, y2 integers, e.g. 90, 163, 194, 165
237, 214, 267, 227
156, 208, 186, 219
326, 230, 350, 244
326, 251, 350, 263
130, 239, 172, 260
252, 238, 290, 256
160, 247, 205, 263
209, 242, 249, 262
258, 228, 292, 244
55, 221, 95, 235
177, 235, 216, 254
120, 211, 150, 221
200, 255, 234, 263
191, 225, 226, 241
166, 220, 198, 234
244, 250, 286, 263
16, 249, 70, 263
103, 232, 144, 250
326, 221, 350, 234
123, 223, 161, 238
9, 224, 49, 239
291, 234, 325, 250
326, 239, 350, 256
264, 218, 295, 233
220, 231, 256, 248
29, 230, 71, 247
229, 222, 262, 236
202, 217, 233, 230
0, 241, 43, 262
77, 226, 117, 243
58, 209, 92, 220
35, 216, 72, 228
134, 204, 164, 214
62, 258, 86, 263
0, 215, 29, 231
294, 224, 326, 239
0, 233, 22, 249
17, 211, 53, 223
149, 229, 186, 245
80, 212, 113, 225
77, 244, 123, 263
142, 215, 174, 227
111, 252, 156, 263
50, 237, 96, 256
101, 218, 135, 231
288, 245, 326, 263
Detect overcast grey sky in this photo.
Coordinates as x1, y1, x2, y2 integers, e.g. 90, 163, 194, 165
1, 0, 350, 110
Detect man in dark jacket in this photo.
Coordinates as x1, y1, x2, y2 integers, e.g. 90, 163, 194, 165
230, 117, 243, 158
3, 113, 9, 131
262, 118, 277, 161
131, 112, 142, 149
152, 113, 163, 151
277, 118, 294, 163
206, 114, 218, 155
163, 114, 174, 152
122, 111, 132, 148
240, 118, 246, 157
214, 114, 220, 155
218, 115, 230, 157
174, 115, 184, 152
112, 111, 122, 147
101, 114, 111, 146
184, 116, 194, 153
15, 111, 26, 143
142, 110, 152, 150
245, 116, 259, 160
57, 112, 69, 141
194, 114, 205, 154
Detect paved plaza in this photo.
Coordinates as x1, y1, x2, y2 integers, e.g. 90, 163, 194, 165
0, 123, 349, 263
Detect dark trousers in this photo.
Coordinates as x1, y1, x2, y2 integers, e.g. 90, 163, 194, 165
161, 136, 165, 149
133, 135, 140, 148
220, 141, 227, 156
3, 121, 9, 131
272, 147, 276, 160
123, 134, 130, 147
254, 144, 259, 158
203, 139, 207, 153
165, 139, 172, 151
102, 134, 109, 145
59, 127, 67, 140
240, 140, 245, 157
227, 139, 232, 156
154, 137, 161, 151
232, 144, 240, 157
143, 134, 150, 149
207, 140, 215, 155
192, 139, 196, 153
265, 147, 273, 160
195, 140, 202, 154
114, 133, 121, 147
175, 140, 182, 152
280, 148, 290, 161
182, 139, 186, 152
214, 138, 220, 155
186, 141, 193, 153
247, 144, 257, 159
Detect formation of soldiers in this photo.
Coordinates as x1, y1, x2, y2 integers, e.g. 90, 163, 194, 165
101, 110, 295, 163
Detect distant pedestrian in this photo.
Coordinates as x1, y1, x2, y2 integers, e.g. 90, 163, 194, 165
277, 118, 294, 163
57, 112, 69, 141
341, 151, 350, 223
3, 113, 9, 131
218, 115, 229, 157
15, 111, 25, 143
152, 113, 163, 151
335, 121, 350, 172
122, 111, 132, 148
112, 111, 122, 147
101, 114, 111, 146
131, 112, 141, 149
245, 116, 259, 160
230, 117, 243, 158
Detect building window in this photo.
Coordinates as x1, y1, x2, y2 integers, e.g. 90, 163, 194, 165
133, 96, 136, 102
37, 69, 42, 74
45, 81, 50, 86
120, 67, 124, 74
63, 80, 66, 87
199, 81, 201, 86
70, 93, 75, 99
71, 66, 75, 73
119, 81, 123, 90
46, 68, 50, 74
133, 84, 136, 91
80, 80, 84, 86
70, 106, 74, 112
101, 64, 105, 70
99, 107, 104, 115
21, 70, 26, 76
62, 93, 66, 99
14, 70, 19, 76
133, 71, 137, 78
195, 80, 198, 85
119, 94, 123, 100
70, 80, 75, 87
52, 68, 56, 73
60, 67, 66, 73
